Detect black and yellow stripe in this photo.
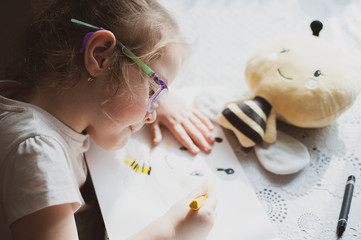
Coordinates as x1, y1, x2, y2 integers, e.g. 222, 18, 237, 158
123, 156, 152, 175
218, 96, 272, 148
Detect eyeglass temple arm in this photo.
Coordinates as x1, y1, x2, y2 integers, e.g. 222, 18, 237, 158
71, 18, 155, 78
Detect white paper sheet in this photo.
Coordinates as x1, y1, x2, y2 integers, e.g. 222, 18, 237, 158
86, 125, 279, 239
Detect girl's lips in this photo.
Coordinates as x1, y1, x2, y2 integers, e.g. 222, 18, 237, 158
129, 125, 135, 133
129, 124, 144, 133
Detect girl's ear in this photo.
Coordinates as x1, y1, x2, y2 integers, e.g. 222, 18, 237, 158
83, 30, 116, 77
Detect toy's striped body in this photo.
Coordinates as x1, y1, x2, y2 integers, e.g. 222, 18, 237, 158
218, 96, 276, 148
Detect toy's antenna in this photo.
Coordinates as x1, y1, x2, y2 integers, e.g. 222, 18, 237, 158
310, 20, 323, 37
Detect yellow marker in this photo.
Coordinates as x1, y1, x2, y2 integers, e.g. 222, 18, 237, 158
189, 194, 208, 210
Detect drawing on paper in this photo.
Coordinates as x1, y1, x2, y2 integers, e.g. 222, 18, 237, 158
117, 132, 235, 199
85, 124, 278, 239
122, 156, 152, 175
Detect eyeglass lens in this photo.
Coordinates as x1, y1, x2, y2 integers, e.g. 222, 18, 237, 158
148, 87, 168, 113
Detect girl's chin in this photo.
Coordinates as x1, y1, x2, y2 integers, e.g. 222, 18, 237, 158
115, 132, 132, 150
102, 130, 132, 151
99, 125, 144, 151
105, 138, 129, 151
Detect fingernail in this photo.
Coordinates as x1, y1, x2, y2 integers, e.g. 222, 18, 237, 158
153, 137, 161, 145
192, 146, 200, 154
204, 145, 212, 153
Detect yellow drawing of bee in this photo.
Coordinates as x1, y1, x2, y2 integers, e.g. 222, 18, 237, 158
122, 156, 152, 175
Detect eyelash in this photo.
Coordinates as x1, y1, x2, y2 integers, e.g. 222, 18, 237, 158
148, 81, 157, 97
149, 88, 155, 96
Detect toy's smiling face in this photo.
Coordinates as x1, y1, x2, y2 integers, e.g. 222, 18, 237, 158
272, 49, 320, 90
245, 35, 360, 127
262, 37, 329, 91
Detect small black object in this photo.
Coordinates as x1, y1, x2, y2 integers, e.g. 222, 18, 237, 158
224, 168, 234, 174
336, 175, 355, 237
215, 137, 223, 143
310, 20, 323, 37
180, 146, 188, 151
314, 70, 322, 77
217, 168, 235, 175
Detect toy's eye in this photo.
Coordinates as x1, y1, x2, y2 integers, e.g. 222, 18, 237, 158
314, 70, 322, 77
280, 48, 290, 53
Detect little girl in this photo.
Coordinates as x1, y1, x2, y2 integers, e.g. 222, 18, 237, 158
0, 0, 216, 239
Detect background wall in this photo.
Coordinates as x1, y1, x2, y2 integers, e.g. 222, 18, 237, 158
0, 0, 51, 79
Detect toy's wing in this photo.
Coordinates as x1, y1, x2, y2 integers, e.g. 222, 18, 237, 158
217, 96, 274, 148
255, 130, 310, 175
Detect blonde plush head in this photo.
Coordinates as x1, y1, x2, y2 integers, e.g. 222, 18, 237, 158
245, 34, 361, 128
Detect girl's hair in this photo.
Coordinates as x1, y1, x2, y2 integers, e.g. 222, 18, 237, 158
19, 0, 183, 94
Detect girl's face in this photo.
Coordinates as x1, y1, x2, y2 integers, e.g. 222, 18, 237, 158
86, 46, 182, 150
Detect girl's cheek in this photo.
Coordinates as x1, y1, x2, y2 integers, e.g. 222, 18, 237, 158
105, 97, 148, 122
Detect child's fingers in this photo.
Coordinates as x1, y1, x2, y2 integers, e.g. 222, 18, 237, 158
189, 115, 215, 145
150, 121, 162, 146
182, 120, 212, 154
169, 123, 200, 155
193, 110, 214, 131
201, 192, 217, 210
186, 186, 209, 202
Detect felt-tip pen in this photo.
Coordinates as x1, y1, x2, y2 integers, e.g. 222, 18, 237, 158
189, 194, 208, 210
337, 175, 355, 237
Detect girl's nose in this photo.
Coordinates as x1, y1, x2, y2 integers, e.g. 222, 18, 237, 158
144, 111, 157, 124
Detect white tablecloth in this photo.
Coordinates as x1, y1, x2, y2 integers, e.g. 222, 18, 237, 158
159, 0, 361, 239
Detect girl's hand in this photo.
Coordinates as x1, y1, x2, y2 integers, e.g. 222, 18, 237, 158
127, 187, 217, 240
165, 187, 217, 240
151, 91, 215, 155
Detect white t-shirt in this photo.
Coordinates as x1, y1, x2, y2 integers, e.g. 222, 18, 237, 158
0, 80, 89, 239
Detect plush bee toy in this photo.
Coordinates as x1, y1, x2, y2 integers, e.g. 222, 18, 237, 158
218, 21, 361, 174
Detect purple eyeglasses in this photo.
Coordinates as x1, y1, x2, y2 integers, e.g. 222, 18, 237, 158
71, 18, 168, 114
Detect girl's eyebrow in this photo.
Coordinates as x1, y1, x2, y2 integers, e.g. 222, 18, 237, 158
149, 78, 158, 88
153, 72, 168, 84
158, 74, 168, 84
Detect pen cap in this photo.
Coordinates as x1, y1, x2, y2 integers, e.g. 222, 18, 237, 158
347, 175, 356, 183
